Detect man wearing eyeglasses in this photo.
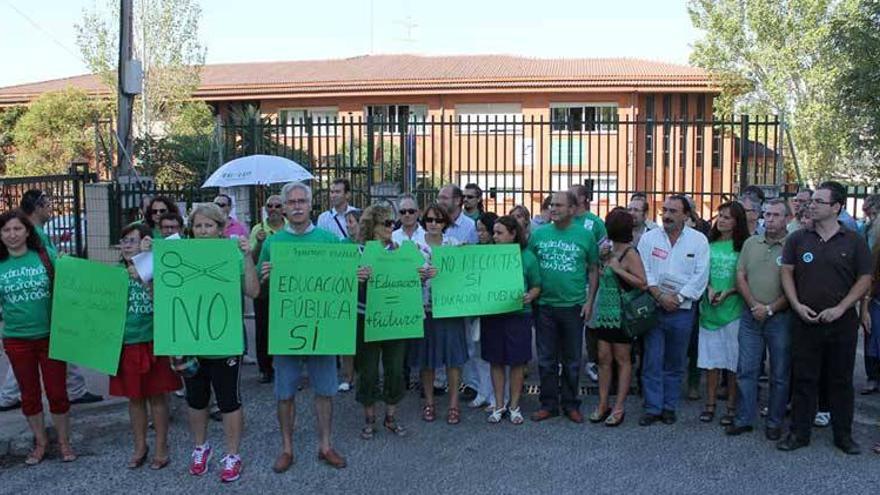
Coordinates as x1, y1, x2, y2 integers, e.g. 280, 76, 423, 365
778, 181, 871, 455
628, 192, 656, 247
258, 181, 347, 472
392, 193, 425, 246
462, 183, 484, 221
214, 194, 249, 238
317, 178, 359, 240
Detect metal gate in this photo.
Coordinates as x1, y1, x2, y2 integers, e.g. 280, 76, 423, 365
0, 167, 96, 256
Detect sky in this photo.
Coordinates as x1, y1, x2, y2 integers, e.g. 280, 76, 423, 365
0, 0, 702, 88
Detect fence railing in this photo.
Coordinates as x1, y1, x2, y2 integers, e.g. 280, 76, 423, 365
220, 115, 783, 221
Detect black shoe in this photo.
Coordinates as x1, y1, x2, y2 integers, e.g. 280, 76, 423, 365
725, 425, 753, 436
834, 438, 862, 455
661, 410, 676, 425
777, 434, 810, 451
0, 400, 21, 412
460, 386, 477, 401
765, 427, 782, 441
258, 372, 273, 384
70, 392, 103, 405
639, 413, 662, 426
433, 386, 447, 397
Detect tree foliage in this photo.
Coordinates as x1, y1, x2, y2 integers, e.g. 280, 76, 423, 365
75, 0, 206, 178
688, 0, 878, 182
0, 106, 27, 174
7, 89, 108, 176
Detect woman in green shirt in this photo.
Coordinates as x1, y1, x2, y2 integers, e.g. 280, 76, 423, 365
112, 223, 182, 470
698, 201, 749, 426
0, 209, 75, 465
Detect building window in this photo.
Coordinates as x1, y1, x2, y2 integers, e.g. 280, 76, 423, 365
455, 103, 522, 134
550, 103, 618, 132
278, 107, 338, 136
366, 104, 428, 133
645, 95, 655, 168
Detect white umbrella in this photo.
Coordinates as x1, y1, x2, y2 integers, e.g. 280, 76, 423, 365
201, 154, 313, 188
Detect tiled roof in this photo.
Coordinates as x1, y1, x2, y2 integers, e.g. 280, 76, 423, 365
0, 54, 716, 105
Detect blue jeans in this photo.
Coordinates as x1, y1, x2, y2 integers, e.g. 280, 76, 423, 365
735, 309, 790, 429
535, 305, 584, 413
643, 307, 695, 415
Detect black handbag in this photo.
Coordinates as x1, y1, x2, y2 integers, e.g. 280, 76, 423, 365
611, 247, 657, 339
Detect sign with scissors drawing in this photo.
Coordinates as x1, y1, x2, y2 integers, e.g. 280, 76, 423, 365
153, 239, 244, 356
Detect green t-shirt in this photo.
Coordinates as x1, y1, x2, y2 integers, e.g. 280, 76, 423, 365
699, 239, 744, 329
528, 222, 598, 307
516, 248, 542, 314
123, 275, 153, 344
34, 225, 57, 257
257, 227, 340, 266
0, 250, 53, 339
574, 211, 607, 244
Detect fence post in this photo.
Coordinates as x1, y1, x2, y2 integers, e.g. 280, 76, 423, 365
739, 114, 750, 192
366, 114, 375, 199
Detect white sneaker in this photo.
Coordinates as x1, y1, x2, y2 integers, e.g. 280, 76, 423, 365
468, 395, 488, 408
242, 355, 257, 365
814, 411, 831, 427
338, 381, 351, 392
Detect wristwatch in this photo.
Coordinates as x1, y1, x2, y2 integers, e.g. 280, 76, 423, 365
766, 305, 774, 317
676, 294, 685, 305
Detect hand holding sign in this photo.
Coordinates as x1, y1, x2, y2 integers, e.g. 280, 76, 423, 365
431, 244, 524, 318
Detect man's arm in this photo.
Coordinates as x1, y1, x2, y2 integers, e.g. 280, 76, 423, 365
817, 274, 872, 323
679, 236, 710, 302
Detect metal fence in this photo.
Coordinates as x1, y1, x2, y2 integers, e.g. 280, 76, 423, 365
220, 114, 784, 221
0, 165, 96, 256
108, 180, 219, 241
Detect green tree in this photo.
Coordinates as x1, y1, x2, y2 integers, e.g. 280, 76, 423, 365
7, 89, 107, 176
688, 0, 859, 181
0, 106, 27, 174
75, 0, 206, 174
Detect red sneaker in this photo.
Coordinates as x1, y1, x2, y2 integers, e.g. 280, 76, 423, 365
189, 444, 212, 476
220, 454, 242, 483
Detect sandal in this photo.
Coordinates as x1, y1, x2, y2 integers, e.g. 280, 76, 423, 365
508, 406, 524, 425
422, 404, 436, 422
384, 416, 407, 436
487, 406, 507, 424
720, 408, 736, 427
589, 407, 611, 424
59, 443, 77, 463
149, 457, 170, 470
360, 416, 377, 440
699, 404, 716, 423
447, 407, 461, 425
127, 446, 148, 469
605, 408, 626, 427
24, 443, 48, 466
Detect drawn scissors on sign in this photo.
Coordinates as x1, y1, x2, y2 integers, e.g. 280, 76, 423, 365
160, 251, 231, 288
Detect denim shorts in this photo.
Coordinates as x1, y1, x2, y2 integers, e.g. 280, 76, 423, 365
273, 355, 338, 400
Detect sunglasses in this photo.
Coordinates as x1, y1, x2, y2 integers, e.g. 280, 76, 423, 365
424, 217, 445, 224
399, 208, 418, 215
383, 219, 395, 228
214, 202, 229, 208
151, 208, 168, 214
266, 203, 283, 209
464, 195, 478, 200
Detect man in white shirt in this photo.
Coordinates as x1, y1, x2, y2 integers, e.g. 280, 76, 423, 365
637, 194, 710, 426
317, 178, 359, 240
392, 193, 426, 246
437, 184, 478, 245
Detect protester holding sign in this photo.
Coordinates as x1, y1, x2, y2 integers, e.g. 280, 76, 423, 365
481, 216, 541, 424
114, 223, 181, 470
181, 203, 259, 483
250, 195, 286, 385
353, 205, 413, 439
591, 208, 647, 427
528, 191, 599, 424
258, 181, 348, 473
407, 204, 467, 425
0, 210, 76, 465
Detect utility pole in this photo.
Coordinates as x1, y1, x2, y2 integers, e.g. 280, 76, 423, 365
117, 0, 135, 177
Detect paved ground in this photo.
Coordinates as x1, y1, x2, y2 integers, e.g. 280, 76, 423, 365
1, 322, 879, 494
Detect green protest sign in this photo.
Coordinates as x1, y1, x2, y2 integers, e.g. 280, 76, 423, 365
49, 257, 128, 375
363, 241, 425, 342
153, 239, 244, 356
430, 244, 523, 318
269, 242, 359, 355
